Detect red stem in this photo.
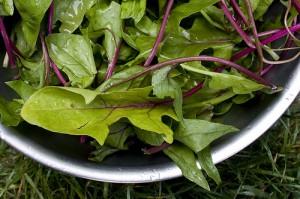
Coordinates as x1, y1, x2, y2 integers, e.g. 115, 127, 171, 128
50, 61, 68, 86
219, 0, 255, 48
292, 0, 300, 13
143, 142, 170, 154
231, 23, 300, 61
107, 56, 274, 91
230, 0, 249, 26
104, 41, 122, 80
48, 1, 54, 34
0, 17, 15, 68
144, 0, 174, 67
183, 82, 204, 98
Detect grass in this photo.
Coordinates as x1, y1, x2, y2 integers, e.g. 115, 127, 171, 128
1, 100, 300, 199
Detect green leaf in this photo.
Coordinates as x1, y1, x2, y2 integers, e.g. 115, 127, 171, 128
0, 96, 22, 126
152, 67, 184, 123
0, 0, 13, 16
53, 0, 97, 33
167, 0, 219, 34
6, 80, 37, 101
87, 1, 122, 61
254, 0, 274, 20
121, 0, 147, 23
46, 33, 97, 88
197, 147, 221, 185
105, 121, 133, 150
181, 64, 265, 95
21, 87, 177, 145
97, 65, 145, 92
174, 119, 238, 153
89, 142, 119, 162
163, 143, 210, 190
136, 128, 164, 146
14, 0, 52, 56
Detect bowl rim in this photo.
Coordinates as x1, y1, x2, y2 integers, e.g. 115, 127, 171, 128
1, 60, 300, 183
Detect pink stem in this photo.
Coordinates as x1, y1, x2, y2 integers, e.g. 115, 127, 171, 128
183, 82, 204, 98
144, 0, 174, 67
231, 23, 300, 61
292, 0, 300, 13
219, 0, 255, 48
107, 56, 275, 91
50, 61, 68, 86
48, 1, 54, 34
0, 17, 15, 68
104, 41, 122, 80
230, 0, 249, 26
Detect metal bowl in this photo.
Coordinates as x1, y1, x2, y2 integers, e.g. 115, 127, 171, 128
0, 58, 299, 183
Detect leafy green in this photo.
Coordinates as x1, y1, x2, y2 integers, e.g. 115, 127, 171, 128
86, 1, 122, 61
136, 128, 165, 146
53, 0, 96, 33
174, 119, 238, 153
121, 0, 147, 23
6, 80, 37, 101
21, 87, 177, 145
0, 96, 22, 126
164, 143, 210, 190
105, 121, 133, 150
197, 147, 221, 185
89, 142, 119, 162
14, 0, 52, 56
46, 33, 97, 88
0, 0, 13, 16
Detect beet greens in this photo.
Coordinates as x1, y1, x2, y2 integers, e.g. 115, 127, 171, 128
0, 0, 299, 190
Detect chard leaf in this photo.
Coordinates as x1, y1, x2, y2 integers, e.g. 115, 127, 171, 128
0, 96, 22, 126
152, 67, 184, 123
21, 87, 177, 145
174, 119, 238, 153
0, 0, 13, 16
121, 0, 147, 23
167, 0, 219, 34
53, 0, 97, 33
87, 1, 122, 61
14, 0, 52, 56
89, 142, 119, 162
163, 143, 210, 190
136, 128, 165, 146
6, 80, 37, 101
46, 33, 97, 88
254, 0, 274, 20
182, 65, 265, 95
105, 121, 133, 150
197, 147, 221, 185
97, 65, 145, 92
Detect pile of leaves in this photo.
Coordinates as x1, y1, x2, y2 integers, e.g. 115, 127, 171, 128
0, 0, 299, 190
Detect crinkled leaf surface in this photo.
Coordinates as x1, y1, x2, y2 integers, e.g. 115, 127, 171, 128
21, 87, 177, 145
174, 119, 238, 153
121, 0, 147, 23
14, 0, 52, 56
46, 33, 97, 88
87, 1, 122, 61
0, 0, 13, 16
164, 143, 210, 190
54, 0, 96, 33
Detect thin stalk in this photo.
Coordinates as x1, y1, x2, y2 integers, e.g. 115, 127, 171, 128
292, 0, 300, 13
230, 0, 249, 26
104, 41, 122, 80
144, 0, 174, 67
48, 1, 54, 34
245, 0, 264, 71
219, 0, 255, 48
0, 17, 15, 68
40, 34, 50, 85
183, 82, 204, 98
231, 23, 300, 61
40, 35, 67, 85
104, 56, 274, 92
284, 1, 300, 44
